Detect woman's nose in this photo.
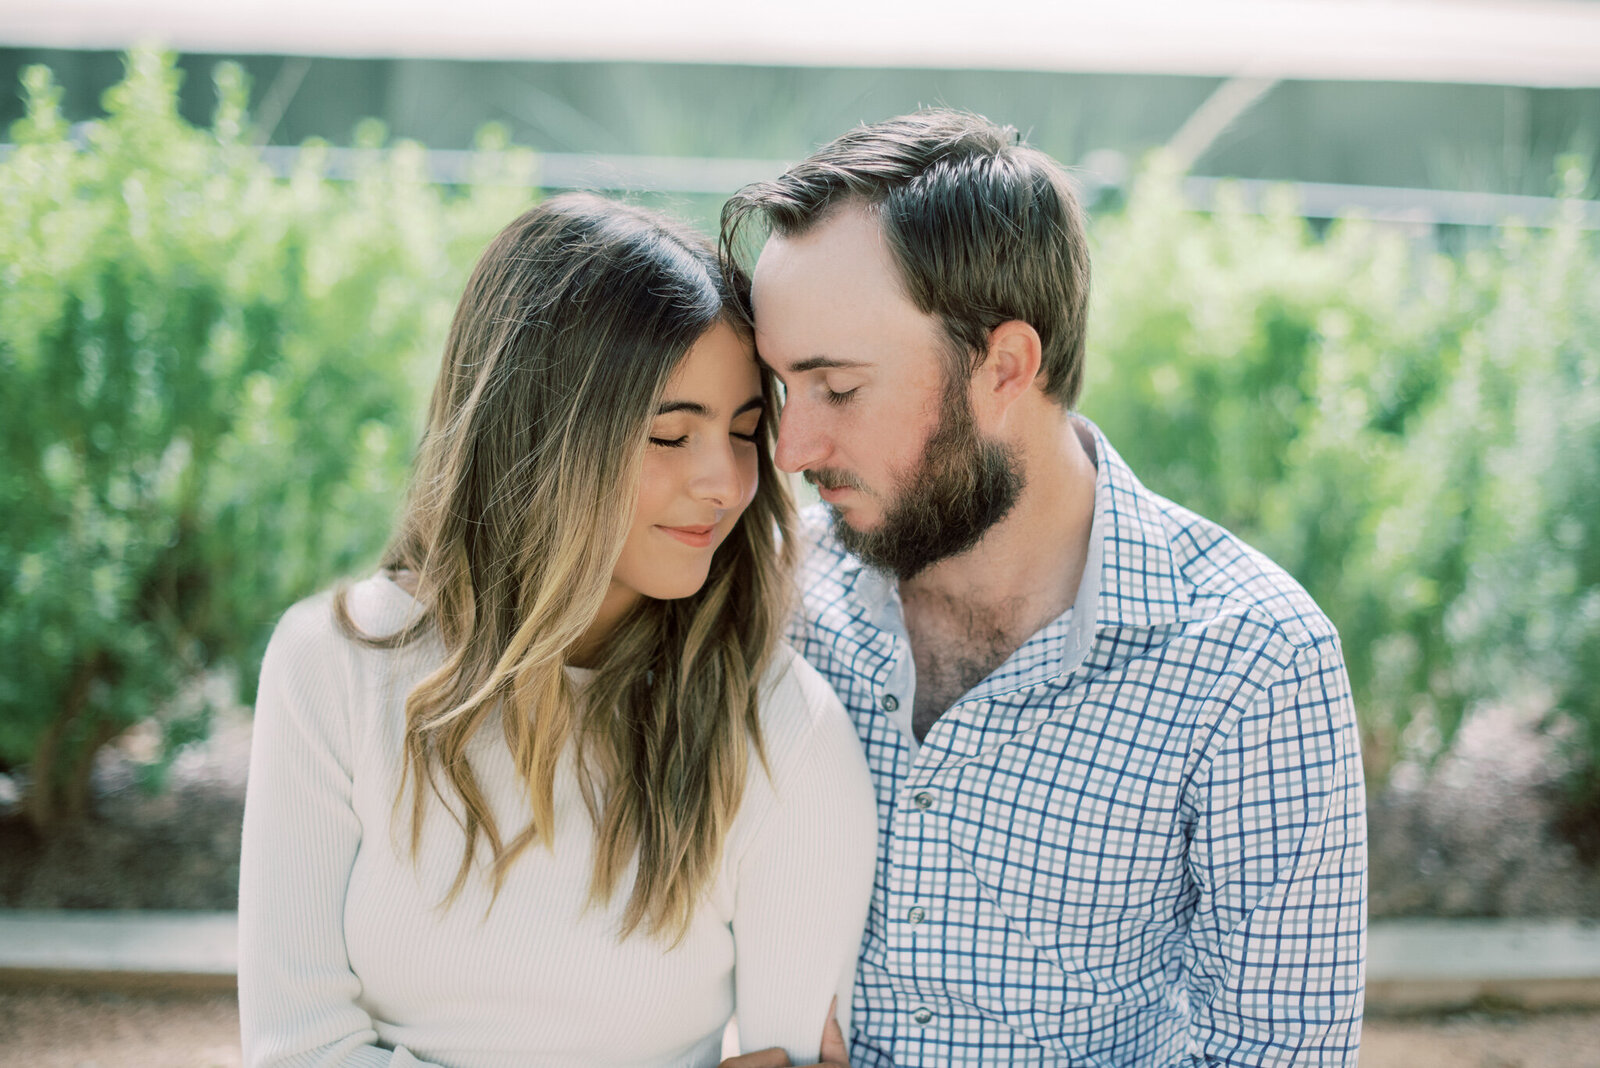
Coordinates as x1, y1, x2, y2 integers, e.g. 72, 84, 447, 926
689, 439, 744, 508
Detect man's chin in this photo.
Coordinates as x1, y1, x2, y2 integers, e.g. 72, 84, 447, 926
828, 506, 905, 574
826, 501, 884, 535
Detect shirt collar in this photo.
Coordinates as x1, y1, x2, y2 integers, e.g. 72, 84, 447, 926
1081, 417, 1195, 630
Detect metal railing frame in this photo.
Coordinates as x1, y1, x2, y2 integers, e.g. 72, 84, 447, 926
5, 143, 1597, 230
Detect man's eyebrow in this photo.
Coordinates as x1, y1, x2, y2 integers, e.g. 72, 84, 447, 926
655, 396, 765, 418
785, 356, 870, 374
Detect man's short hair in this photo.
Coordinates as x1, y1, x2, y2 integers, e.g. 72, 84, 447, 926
722, 108, 1092, 409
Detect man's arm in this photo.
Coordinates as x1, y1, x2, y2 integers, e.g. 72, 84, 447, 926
1181, 640, 1368, 1067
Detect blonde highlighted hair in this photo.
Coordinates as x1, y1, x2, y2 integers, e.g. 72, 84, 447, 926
336, 194, 796, 941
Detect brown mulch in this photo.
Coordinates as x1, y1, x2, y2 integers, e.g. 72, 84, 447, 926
0, 791, 244, 911
0, 711, 249, 911
5, 700, 1600, 918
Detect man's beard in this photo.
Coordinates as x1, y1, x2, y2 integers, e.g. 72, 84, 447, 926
809, 373, 1024, 581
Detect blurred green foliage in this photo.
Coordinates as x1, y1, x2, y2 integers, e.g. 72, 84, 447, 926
3, 49, 1598, 831
0, 49, 535, 829
1086, 156, 1600, 809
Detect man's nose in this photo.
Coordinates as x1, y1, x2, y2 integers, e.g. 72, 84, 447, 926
773, 399, 827, 475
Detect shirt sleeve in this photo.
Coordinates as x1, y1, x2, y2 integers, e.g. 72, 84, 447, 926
237, 599, 445, 1068
1180, 640, 1368, 1067
729, 660, 879, 1065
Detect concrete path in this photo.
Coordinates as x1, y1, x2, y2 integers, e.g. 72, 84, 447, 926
3, 911, 1599, 1010
0, 910, 237, 991
1366, 918, 1600, 1011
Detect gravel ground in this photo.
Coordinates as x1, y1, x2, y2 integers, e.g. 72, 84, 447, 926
0, 988, 242, 1068
3, 988, 1599, 1068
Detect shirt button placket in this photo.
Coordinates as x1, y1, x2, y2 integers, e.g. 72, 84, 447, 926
901, 793, 933, 942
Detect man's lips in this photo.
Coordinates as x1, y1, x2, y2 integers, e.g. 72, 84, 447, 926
816, 484, 853, 504
657, 524, 715, 547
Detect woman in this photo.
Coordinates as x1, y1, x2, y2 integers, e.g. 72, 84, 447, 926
238, 194, 877, 1067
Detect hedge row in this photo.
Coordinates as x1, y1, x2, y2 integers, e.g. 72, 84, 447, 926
3, 51, 1597, 830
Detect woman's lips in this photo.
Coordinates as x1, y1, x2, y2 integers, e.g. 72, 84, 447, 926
658, 524, 714, 548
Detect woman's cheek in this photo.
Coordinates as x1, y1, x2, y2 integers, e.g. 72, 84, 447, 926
737, 453, 760, 513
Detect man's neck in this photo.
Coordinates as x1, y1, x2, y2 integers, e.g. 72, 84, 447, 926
896, 416, 1097, 741
899, 415, 1098, 632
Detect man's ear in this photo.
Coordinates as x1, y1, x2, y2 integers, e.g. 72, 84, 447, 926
978, 320, 1044, 416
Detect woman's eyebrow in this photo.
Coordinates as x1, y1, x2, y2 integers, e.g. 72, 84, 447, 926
655, 396, 765, 418
656, 400, 710, 417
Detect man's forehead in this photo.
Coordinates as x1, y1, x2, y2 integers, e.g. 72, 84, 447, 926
754, 207, 891, 287
752, 208, 923, 350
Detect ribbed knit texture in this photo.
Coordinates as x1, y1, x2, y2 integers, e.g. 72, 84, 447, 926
239, 575, 877, 1067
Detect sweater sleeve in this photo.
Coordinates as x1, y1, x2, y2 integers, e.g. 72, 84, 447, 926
237, 598, 444, 1068
729, 655, 879, 1065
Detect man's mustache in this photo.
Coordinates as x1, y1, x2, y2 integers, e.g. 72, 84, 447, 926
803, 469, 866, 493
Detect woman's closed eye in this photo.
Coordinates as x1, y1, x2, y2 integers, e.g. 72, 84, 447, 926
650, 424, 760, 448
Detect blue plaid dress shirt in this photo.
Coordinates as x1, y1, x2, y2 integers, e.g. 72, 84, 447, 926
788, 419, 1367, 1067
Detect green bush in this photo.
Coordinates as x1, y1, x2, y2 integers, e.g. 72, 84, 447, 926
1086, 155, 1600, 808
3, 50, 1597, 832
0, 50, 536, 830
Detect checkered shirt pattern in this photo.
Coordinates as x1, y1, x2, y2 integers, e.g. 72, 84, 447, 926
788, 420, 1367, 1067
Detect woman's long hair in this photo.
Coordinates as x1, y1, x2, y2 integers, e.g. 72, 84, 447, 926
334, 193, 796, 942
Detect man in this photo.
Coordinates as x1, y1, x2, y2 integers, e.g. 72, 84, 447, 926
720, 110, 1367, 1067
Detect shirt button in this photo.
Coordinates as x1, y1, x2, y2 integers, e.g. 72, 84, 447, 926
906, 906, 926, 925
913, 791, 935, 810
881, 693, 899, 712
912, 1007, 934, 1025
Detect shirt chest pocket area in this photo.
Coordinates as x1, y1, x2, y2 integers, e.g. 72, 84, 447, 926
938, 749, 1188, 958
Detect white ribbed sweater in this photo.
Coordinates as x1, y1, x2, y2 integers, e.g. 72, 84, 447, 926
238, 576, 878, 1067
